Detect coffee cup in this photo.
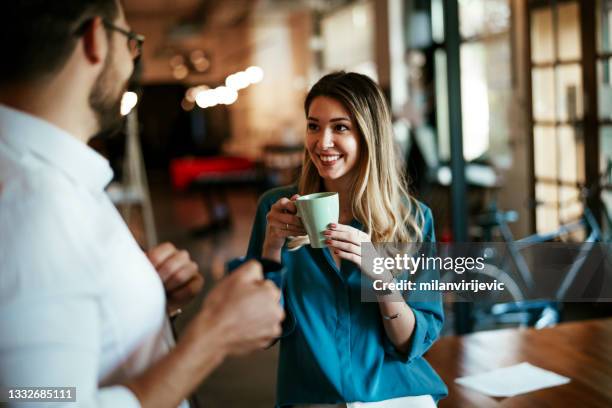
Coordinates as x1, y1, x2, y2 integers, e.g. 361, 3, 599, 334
295, 192, 339, 249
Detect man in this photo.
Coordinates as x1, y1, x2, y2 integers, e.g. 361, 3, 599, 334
0, 1, 284, 407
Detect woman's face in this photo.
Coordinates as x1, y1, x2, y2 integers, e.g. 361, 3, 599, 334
306, 96, 361, 183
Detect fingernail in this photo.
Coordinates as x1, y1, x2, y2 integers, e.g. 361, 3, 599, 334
330, 223, 336, 229
325, 239, 332, 244
323, 231, 331, 236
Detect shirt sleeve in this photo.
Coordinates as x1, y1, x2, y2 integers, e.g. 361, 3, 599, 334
0, 294, 141, 408
383, 205, 445, 363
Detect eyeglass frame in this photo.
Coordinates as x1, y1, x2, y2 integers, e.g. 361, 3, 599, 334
101, 19, 145, 59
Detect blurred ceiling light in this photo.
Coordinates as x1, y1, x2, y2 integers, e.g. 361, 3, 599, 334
190, 50, 210, 73
120, 91, 138, 116
181, 98, 195, 111
172, 64, 189, 80
193, 58, 210, 72
215, 86, 238, 105
228, 72, 250, 90
169, 54, 185, 68
195, 89, 217, 108
186, 85, 209, 103
245, 66, 264, 84
190, 50, 205, 63
225, 73, 239, 90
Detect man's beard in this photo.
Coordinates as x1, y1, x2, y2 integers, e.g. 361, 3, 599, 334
89, 52, 129, 137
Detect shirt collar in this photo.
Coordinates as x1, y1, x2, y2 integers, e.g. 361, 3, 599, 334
0, 104, 113, 192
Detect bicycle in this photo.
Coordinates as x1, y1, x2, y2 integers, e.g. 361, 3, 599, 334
442, 162, 612, 331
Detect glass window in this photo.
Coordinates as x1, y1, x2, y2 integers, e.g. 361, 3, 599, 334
601, 126, 612, 175
461, 42, 490, 161
559, 188, 583, 222
536, 183, 560, 232
531, 8, 554, 64
534, 125, 557, 179
600, 127, 612, 225
556, 2, 581, 61
556, 64, 583, 122
598, 58, 612, 121
435, 49, 450, 161
597, 0, 612, 53
557, 125, 583, 183
532, 68, 556, 121
458, 0, 510, 39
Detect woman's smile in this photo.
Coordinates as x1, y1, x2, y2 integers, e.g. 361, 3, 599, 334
318, 153, 344, 166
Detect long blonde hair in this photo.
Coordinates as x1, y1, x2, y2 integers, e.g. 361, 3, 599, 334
289, 72, 423, 249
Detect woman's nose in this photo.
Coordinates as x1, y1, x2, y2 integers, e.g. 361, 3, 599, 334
319, 128, 334, 149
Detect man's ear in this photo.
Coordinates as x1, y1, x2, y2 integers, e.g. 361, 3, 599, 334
81, 17, 108, 65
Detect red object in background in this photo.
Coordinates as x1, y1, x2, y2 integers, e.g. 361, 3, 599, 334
440, 227, 453, 243
169, 156, 256, 191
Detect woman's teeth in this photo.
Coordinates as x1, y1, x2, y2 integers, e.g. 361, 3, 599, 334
320, 155, 341, 162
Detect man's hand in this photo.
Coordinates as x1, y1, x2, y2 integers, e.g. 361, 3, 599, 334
184, 260, 285, 357
147, 242, 204, 314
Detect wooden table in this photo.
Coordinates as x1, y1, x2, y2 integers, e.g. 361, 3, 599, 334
425, 318, 612, 407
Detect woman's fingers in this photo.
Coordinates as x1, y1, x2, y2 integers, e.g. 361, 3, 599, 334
273, 197, 298, 215
331, 247, 361, 266
324, 224, 368, 246
267, 213, 304, 233
325, 238, 361, 256
269, 220, 306, 236
268, 196, 305, 230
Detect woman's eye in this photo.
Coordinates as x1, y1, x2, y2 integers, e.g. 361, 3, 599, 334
307, 123, 319, 131
335, 124, 349, 132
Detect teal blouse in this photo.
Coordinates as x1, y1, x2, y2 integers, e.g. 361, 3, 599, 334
246, 186, 448, 407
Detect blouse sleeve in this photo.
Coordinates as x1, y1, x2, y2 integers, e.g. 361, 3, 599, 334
383, 205, 445, 363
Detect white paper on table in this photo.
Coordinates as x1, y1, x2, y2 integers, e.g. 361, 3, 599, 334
454, 362, 570, 397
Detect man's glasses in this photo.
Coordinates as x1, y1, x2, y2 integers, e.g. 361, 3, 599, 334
102, 20, 145, 60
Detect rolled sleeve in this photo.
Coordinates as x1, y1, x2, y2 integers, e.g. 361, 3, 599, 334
383, 204, 444, 362
382, 301, 444, 363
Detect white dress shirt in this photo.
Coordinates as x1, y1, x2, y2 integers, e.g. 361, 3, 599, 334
0, 105, 183, 407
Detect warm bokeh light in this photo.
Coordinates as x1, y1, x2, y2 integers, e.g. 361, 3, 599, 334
195, 89, 217, 108
181, 98, 195, 111
216, 86, 238, 105
120, 91, 138, 116
172, 65, 189, 80
225, 72, 250, 90
245, 66, 264, 84
186, 85, 210, 103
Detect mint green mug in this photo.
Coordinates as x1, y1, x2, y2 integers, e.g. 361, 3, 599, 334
295, 192, 339, 248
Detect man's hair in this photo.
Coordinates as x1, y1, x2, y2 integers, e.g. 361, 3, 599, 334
0, 1, 119, 85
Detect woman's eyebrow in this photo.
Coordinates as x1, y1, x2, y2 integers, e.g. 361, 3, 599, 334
307, 116, 350, 122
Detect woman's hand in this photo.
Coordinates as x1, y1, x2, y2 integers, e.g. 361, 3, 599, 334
324, 223, 371, 269
262, 194, 306, 261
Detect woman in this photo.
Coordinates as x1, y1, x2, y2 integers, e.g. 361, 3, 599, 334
247, 72, 447, 407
